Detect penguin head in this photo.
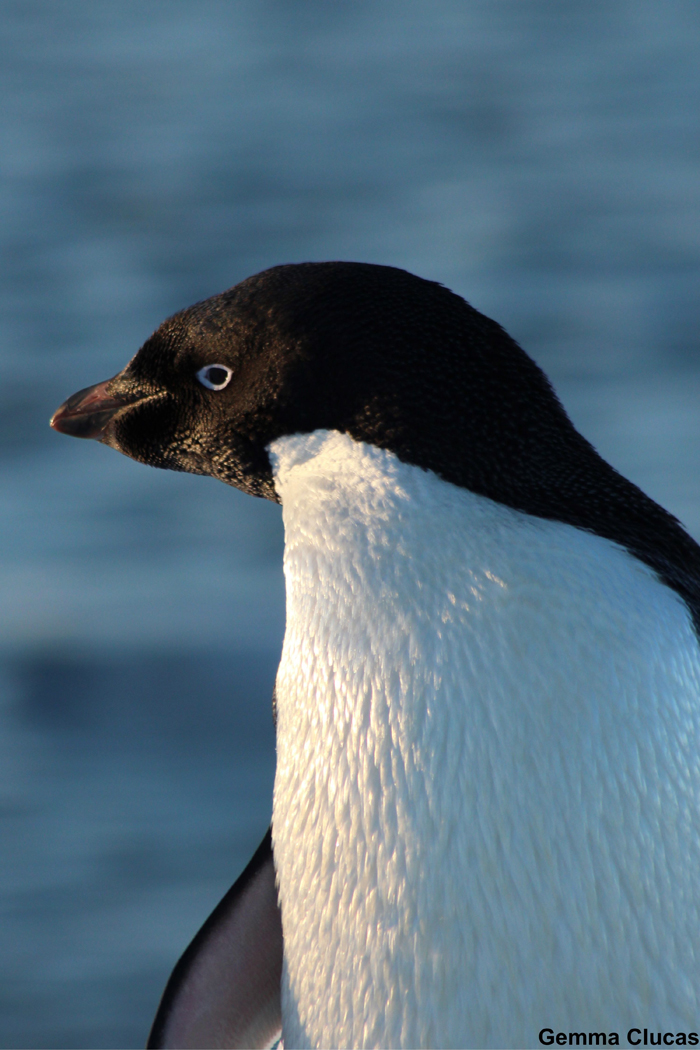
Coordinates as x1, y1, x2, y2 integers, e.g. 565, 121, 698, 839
51, 261, 578, 505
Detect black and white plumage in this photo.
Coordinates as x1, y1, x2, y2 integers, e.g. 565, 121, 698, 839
52, 263, 700, 1049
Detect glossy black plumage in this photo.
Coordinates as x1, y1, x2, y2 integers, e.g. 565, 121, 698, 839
148, 828, 282, 1050
53, 261, 700, 632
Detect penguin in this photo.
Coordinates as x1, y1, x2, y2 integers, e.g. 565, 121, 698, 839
51, 262, 700, 1049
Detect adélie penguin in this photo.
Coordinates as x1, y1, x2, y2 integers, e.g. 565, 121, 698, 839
51, 262, 700, 1049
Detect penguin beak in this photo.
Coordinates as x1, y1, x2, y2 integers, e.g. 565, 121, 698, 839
50, 378, 134, 441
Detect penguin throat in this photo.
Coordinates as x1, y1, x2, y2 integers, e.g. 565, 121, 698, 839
266, 429, 700, 1049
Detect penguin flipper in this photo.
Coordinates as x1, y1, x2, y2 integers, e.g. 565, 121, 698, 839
147, 827, 283, 1049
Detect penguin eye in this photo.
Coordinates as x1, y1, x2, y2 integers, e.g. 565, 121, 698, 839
196, 364, 233, 391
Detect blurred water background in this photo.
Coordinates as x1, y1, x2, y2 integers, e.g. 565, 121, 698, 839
1, 1, 699, 1046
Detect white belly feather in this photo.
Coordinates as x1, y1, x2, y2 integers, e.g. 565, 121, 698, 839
268, 429, 700, 1049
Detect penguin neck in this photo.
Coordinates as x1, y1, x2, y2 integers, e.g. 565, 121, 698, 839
267, 429, 700, 1048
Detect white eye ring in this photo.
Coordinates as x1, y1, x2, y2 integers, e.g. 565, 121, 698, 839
196, 364, 233, 391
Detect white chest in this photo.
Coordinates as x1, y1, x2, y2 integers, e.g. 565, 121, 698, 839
268, 430, 700, 1049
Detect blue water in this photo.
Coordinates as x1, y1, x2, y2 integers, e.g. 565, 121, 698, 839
1, 2, 699, 1046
